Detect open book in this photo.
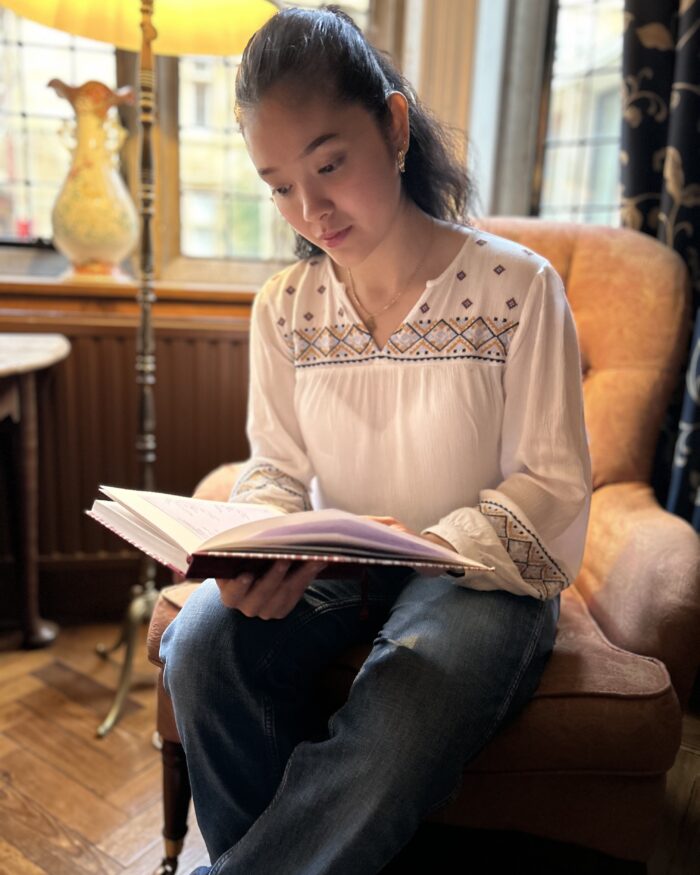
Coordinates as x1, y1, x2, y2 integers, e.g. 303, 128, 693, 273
87, 486, 494, 580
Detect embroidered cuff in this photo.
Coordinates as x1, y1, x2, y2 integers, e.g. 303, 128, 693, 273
479, 496, 570, 599
229, 463, 311, 513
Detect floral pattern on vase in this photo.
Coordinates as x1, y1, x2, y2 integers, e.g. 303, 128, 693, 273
49, 79, 139, 281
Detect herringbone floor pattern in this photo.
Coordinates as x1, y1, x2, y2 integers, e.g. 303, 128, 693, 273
0, 623, 209, 875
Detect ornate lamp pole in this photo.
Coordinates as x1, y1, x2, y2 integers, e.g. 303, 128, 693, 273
95, 1, 160, 737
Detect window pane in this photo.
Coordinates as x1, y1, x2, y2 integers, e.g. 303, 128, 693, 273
26, 48, 75, 111
0, 8, 117, 242
180, 131, 227, 186
17, 17, 73, 46
181, 190, 220, 257
0, 119, 29, 185
75, 49, 121, 88
547, 79, 587, 142
0, 181, 55, 240
32, 185, 60, 239
541, 144, 581, 208
27, 119, 71, 185
178, 55, 299, 262
540, 0, 623, 227
229, 195, 261, 258
1, 185, 29, 238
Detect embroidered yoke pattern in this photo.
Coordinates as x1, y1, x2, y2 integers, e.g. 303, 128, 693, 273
276, 314, 519, 368
479, 499, 571, 600
231, 464, 311, 511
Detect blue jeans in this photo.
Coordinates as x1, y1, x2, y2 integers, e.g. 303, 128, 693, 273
160, 569, 559, 875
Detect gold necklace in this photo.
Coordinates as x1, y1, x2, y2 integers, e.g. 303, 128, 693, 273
346, 221, 435, 333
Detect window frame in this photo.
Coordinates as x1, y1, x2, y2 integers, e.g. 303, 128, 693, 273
115, 52, 291, 288
467, 0, 557, 218
537, 0, 623, 225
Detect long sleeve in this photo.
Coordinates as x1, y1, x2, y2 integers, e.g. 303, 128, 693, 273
229, 279, 314, 513
422, 262, 592, 600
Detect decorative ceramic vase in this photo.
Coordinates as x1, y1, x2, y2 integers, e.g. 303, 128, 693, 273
48, 79, 139, 282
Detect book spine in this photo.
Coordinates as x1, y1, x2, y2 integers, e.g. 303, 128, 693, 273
186, 552, 467, 581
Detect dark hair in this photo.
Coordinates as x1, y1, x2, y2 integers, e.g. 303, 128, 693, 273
235, 5, 474, 259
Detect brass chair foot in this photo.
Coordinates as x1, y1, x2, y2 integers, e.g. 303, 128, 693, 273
154, 837, 186, 874
154, 856, 179, 875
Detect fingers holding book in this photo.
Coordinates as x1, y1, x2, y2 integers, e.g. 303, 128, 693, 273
362, 514, 413, 534
216, 559, 328, 620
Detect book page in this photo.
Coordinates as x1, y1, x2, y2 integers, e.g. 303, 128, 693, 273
88, 501, 189, 574
246, 516, 476, 565
201, 507, 490, 571
99, 486, 284, 554
95, 488, 492, 574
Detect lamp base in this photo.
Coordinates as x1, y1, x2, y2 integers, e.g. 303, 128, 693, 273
95, 579, 159, 737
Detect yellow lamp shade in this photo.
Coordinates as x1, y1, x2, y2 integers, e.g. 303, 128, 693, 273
2, 0, 277, 56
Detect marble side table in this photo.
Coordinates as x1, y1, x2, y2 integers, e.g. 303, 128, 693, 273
0, 333, 71, 648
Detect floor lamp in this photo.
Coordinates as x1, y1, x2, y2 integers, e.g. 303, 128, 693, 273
6, 0, 276, 736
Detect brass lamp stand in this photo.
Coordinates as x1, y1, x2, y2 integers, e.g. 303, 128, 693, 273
95, 1, 160, 738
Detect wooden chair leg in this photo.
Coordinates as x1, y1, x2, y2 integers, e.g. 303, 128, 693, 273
155, 738, 192, 875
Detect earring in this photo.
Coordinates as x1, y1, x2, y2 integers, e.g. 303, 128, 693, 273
397, 148, 406, 174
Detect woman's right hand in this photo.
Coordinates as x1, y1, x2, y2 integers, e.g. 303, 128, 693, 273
216, 559, 328, 620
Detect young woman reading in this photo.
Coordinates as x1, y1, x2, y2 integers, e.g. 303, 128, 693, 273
160, 7, 591, 874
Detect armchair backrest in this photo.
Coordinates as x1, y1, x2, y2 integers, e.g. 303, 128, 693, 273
479, 218, 690, 489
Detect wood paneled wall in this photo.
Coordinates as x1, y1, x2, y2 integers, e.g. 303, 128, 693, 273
0, 279, 253, 623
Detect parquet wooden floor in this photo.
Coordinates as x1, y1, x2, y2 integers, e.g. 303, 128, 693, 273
0, 622, 697, 875
0, 623, 209, 875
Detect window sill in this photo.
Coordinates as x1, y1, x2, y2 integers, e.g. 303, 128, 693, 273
160, 254, 292, 290
0, 246, 293, 303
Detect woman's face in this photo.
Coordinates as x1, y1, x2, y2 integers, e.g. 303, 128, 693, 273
241, 87, 407, 268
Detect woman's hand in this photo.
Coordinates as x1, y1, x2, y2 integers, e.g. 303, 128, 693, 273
216, 559, 327, 620
363, 515, 457, 553
363, 514, 413, 534
365, 515, 458, 577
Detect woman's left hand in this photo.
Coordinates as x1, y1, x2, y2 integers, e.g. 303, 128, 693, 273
363, 516, 457, 552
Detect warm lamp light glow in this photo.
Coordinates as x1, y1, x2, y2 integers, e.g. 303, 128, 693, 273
3, 0, 277, 55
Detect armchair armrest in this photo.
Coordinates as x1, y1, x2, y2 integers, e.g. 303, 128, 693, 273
193, 461, 247, 501
576, 481, 700, 706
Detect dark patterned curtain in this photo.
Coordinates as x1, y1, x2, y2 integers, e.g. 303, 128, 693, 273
621, 0, 700, 529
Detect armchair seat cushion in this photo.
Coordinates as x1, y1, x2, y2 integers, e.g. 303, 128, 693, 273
147, 582, 681, 777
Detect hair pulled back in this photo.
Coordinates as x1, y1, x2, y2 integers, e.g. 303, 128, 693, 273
235, 5, 473, 259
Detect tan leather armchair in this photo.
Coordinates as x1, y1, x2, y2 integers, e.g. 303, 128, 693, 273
147, 219, 700, 874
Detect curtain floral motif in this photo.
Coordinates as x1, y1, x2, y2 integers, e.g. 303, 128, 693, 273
621, 0, 700, 529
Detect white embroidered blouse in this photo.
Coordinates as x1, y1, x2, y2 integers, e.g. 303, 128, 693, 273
230, 226, 592, 600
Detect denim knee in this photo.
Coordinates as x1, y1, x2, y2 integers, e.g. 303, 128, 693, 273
334, 638, 456, 755
159, 579, 239, 702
